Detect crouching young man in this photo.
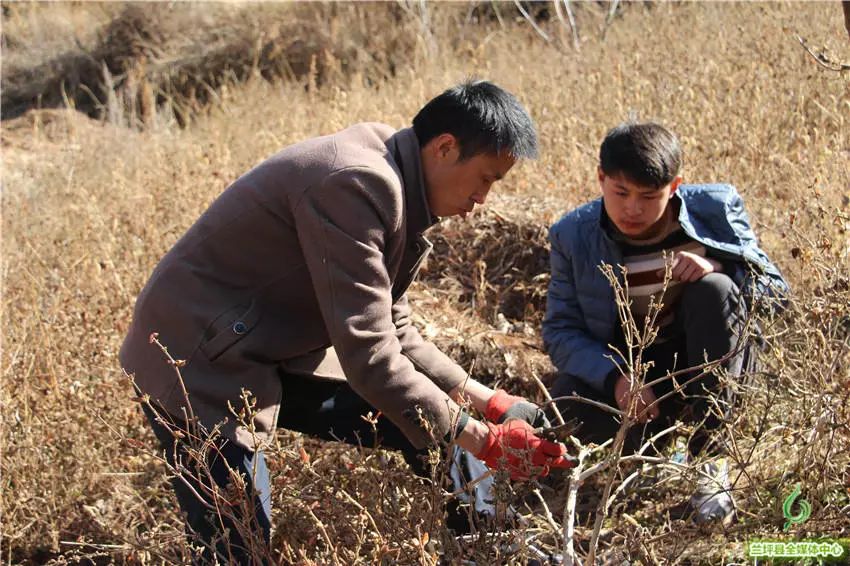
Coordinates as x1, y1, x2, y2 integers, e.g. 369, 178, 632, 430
121, 80, 573, 563
543, 122, 788, 524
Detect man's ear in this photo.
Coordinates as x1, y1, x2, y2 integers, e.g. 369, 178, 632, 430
669, 175, 683, 195
430, 133, 459, 161
597, 166, 606, 186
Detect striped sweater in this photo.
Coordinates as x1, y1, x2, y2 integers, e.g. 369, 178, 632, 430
615, 219, 706, 341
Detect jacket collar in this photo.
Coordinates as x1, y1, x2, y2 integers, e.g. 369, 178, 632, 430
594, 198, 617, 242
389, 127, 438, 235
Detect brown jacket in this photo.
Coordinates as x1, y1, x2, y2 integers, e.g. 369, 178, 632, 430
120, 124, 468, 450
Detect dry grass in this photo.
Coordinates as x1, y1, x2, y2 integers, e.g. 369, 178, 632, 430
1, 3, 424, 126
2, 2, 849, 564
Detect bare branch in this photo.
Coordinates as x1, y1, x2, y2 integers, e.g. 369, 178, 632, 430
602, 0, 620, 40
547, 394, 623, 417
552, 0, 580, 50
795, 34, 850, 72
531, 370, 567, 426
514, 0, 551, 42
844, 1, 850, 40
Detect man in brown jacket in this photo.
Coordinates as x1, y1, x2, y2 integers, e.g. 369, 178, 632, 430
121, 80, 571, 562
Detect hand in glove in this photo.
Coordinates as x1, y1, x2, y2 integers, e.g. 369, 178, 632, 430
485, 389, 550, 428
475, 420, 574, 480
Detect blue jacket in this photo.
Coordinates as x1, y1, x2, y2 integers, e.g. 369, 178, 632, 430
542, 183, 789, 392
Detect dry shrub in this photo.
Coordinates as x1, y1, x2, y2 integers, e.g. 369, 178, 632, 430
733, 192, 850, 534
1, 3, 454, 127
423, 202, 551, 326
2, 2, 848, 564
0, 3, 119, 63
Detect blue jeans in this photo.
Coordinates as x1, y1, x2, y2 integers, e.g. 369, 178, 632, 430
142, 373, 491, 564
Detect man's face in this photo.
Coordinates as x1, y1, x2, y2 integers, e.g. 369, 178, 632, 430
599, 168, 681, 239
421, 134, 516, 219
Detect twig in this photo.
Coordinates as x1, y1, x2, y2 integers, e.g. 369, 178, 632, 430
530, 370, 566, 426
305, 504, 339, 565
552, 0, 579, 50
547, 394, 623, 417
491, 0, 506, 30
601, 0, 620, 40
513, 0, 551, 42
337, 488, 386, 546
559, 0, 580, 49
60, 541, 130, 550
795, 34, 850, 72
149, 333, 196, 426
446, 469, 495, 499
579, 422, 683, 481
532, 488, 561, 535
606, 468, 639, 509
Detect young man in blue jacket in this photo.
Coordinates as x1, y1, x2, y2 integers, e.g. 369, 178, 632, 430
543, 122, 788, 524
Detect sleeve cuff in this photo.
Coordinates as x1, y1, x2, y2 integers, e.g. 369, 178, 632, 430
603, 369, 621, 402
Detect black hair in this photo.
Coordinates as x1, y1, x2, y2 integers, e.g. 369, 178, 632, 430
412, 79, 538, 160
599, 122, 682, 188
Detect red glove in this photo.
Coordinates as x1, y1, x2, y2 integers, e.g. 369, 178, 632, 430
475, 420, 575, 480
485, 389, 549, 428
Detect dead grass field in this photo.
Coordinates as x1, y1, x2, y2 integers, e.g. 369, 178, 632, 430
2, 2, 849, 564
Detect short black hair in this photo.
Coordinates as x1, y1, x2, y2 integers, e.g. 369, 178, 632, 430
599, 122, 682, 188
413, 80, 538, 161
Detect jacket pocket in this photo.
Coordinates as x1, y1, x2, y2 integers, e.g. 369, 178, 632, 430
200, 300, 261, 361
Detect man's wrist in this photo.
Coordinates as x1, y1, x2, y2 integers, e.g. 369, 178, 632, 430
603, 369, 622, 401
707, 257, 724, 273
449, 379, 496, 414
456, 417, 490, 456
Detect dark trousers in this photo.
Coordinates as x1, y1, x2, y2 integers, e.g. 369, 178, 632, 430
142, 373, 466, 564
142, 401, 272, 564
550, 273, 750, 456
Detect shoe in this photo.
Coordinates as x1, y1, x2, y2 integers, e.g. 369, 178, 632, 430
670, 436, 689, 465
689, 458, 736, 525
